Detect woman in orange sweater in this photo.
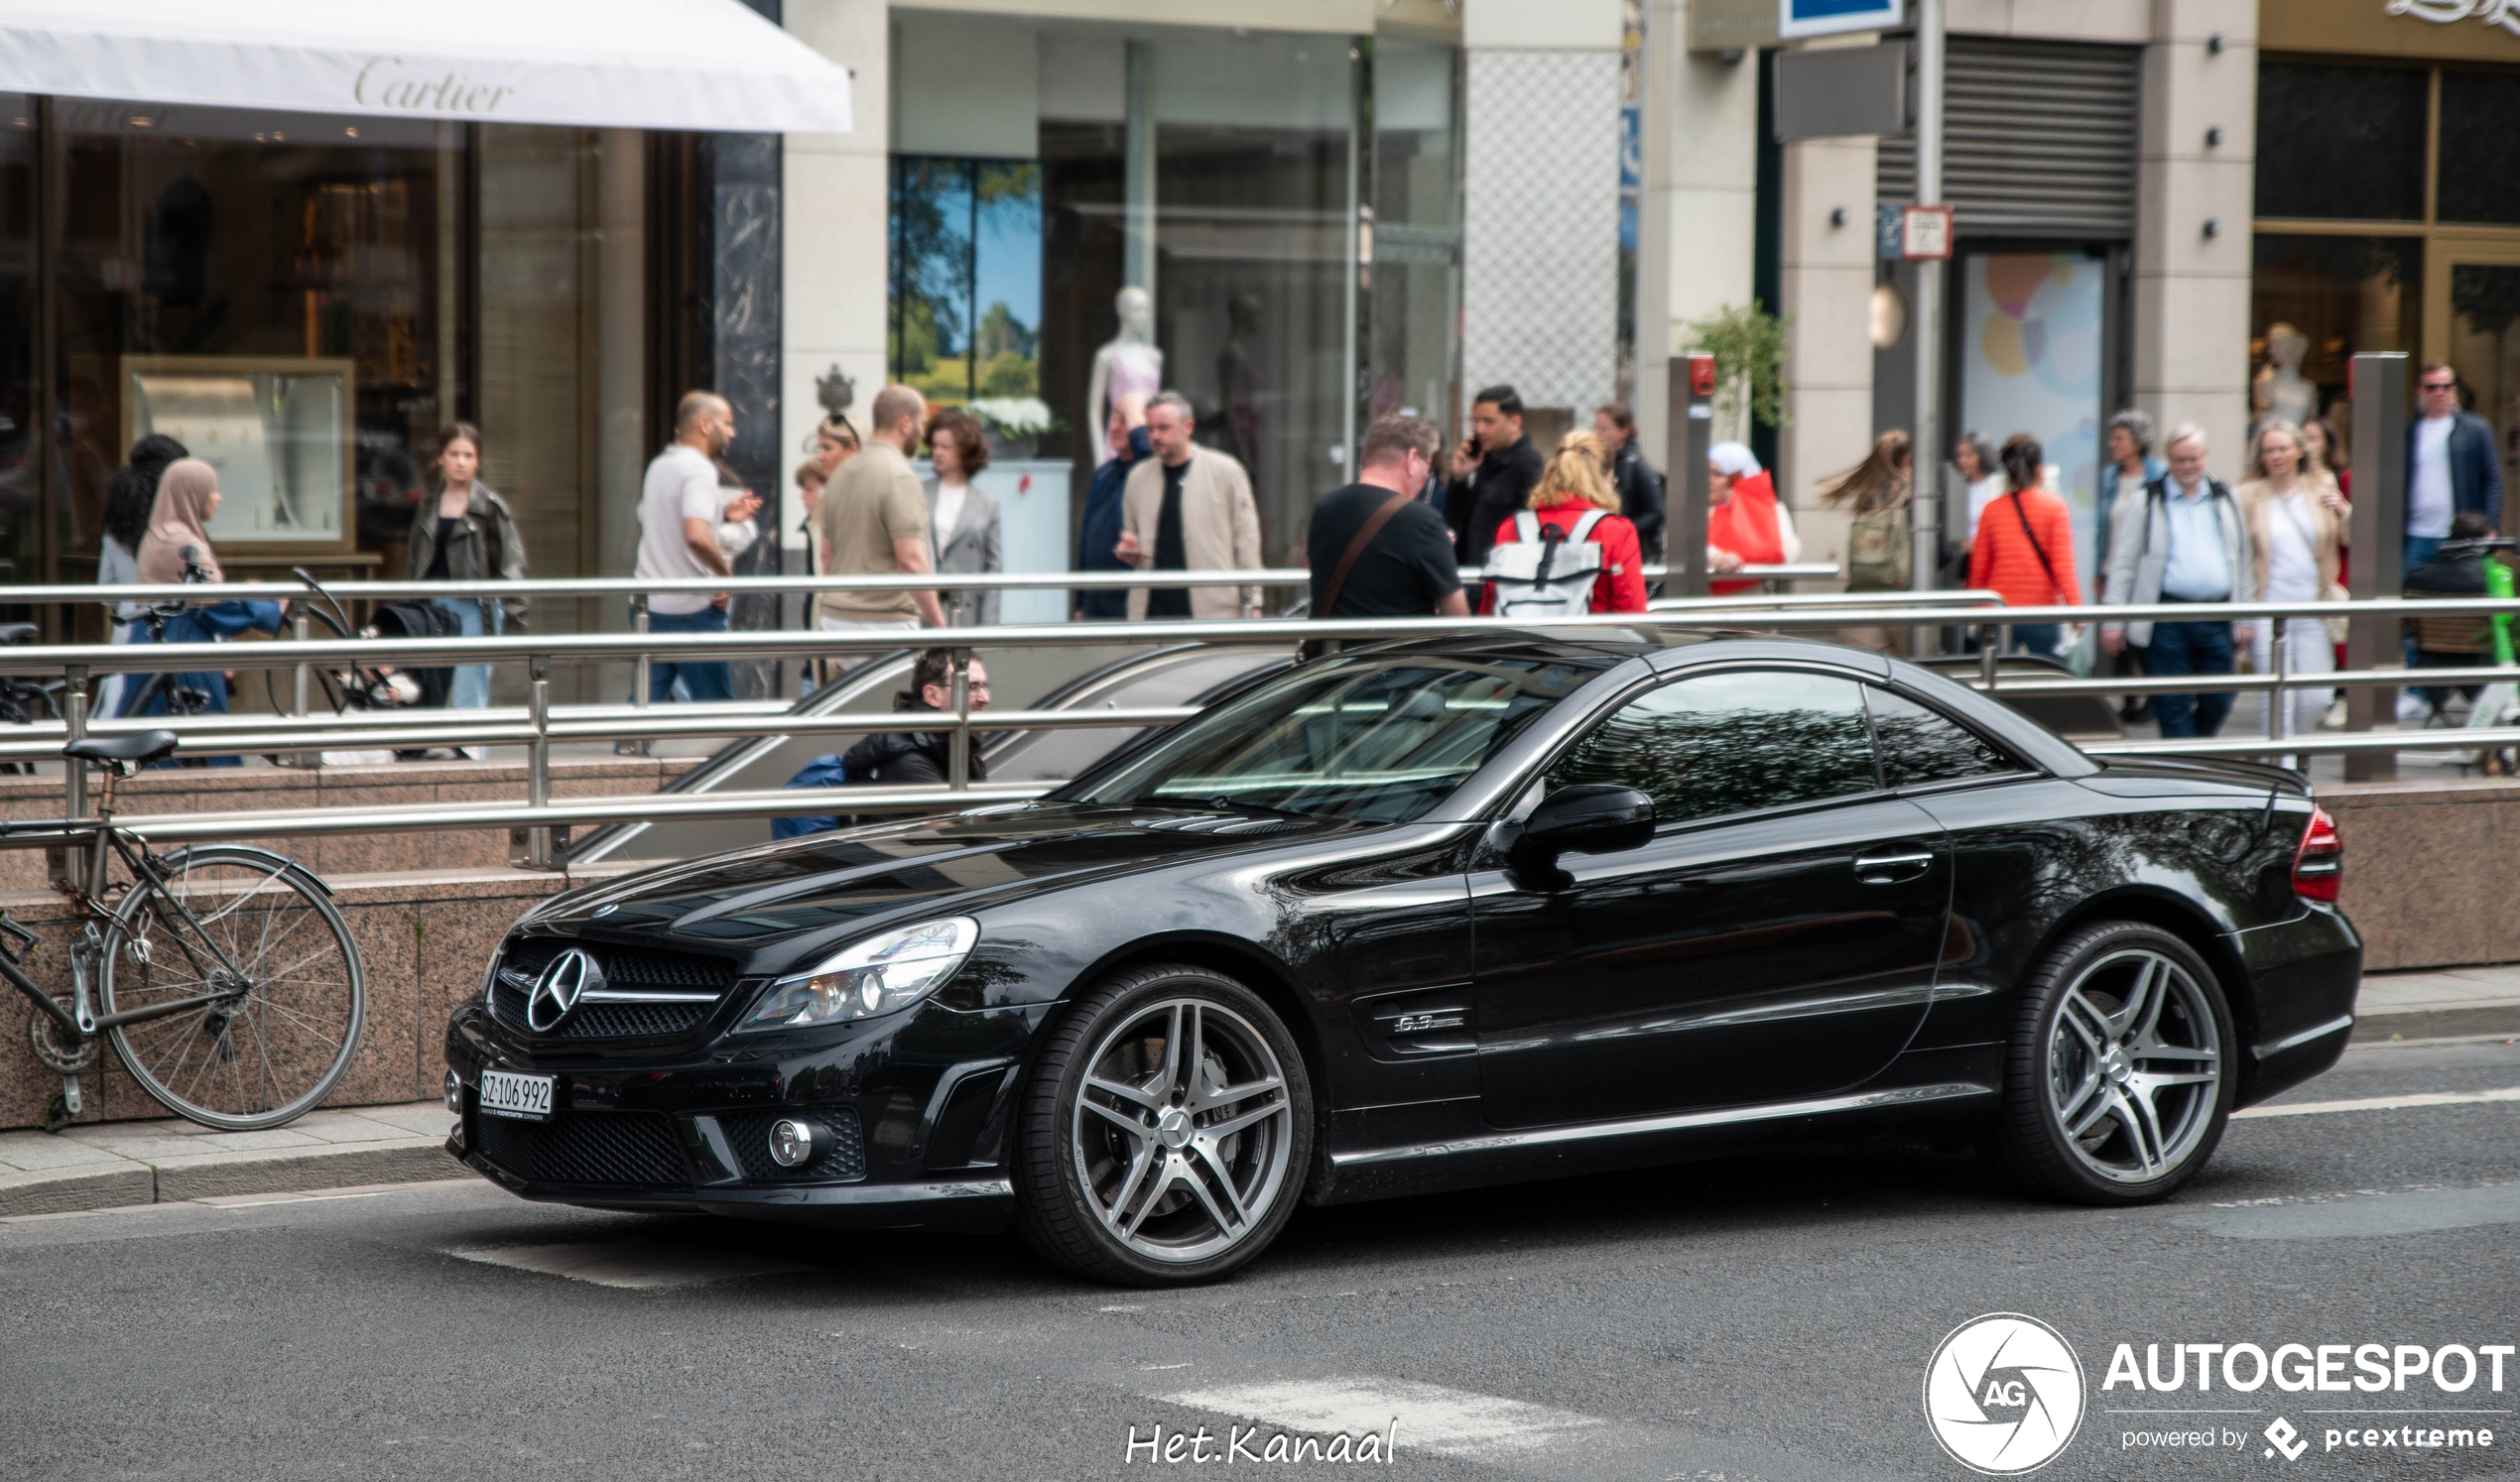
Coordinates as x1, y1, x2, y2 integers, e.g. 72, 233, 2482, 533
1966, 432, 2080, 660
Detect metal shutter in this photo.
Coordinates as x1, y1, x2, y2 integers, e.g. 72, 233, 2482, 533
1876, 36, 2140, 239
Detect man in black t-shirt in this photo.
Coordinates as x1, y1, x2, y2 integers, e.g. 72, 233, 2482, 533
1308, 416, 1469, 619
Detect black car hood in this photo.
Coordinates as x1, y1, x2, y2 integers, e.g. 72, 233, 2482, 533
532, 802, 1344, 943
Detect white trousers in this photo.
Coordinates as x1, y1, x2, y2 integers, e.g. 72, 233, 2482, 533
2250, 615, 2336, 737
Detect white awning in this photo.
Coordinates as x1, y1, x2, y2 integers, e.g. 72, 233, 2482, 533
0, 0, 853, 134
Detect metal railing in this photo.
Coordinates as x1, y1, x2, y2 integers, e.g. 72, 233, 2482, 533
0, 572, 2513, 871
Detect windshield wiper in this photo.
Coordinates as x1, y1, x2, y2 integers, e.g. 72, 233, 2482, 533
1194, 795, 1326, 823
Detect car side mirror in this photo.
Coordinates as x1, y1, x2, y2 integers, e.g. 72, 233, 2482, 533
1516, 784, 1656, 861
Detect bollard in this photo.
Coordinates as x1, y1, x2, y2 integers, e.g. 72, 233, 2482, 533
526, 656, 554, 869
56, 668, 87, 890
948, 647, 972, 791
2269, 620, 2289, 743
627, 594, 652, 758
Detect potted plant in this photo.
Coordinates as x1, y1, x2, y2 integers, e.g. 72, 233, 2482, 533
967, 397, 1063, 460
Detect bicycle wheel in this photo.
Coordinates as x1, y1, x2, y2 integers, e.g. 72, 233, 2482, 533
101, 846, 365, 1131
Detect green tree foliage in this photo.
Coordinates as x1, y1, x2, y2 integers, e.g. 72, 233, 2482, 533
1678, 301, 1793, 432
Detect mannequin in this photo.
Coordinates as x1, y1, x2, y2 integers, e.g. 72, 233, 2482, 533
2253, 322, 2317, 433
1085, 287, 1164, 465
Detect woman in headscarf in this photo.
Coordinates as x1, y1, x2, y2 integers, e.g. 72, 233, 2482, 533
95, 433, 189, 718
120, 460, 285, 755
1705, 441, 1801, 596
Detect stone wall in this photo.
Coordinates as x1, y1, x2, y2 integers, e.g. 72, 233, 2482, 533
2320, 777, 2520, 973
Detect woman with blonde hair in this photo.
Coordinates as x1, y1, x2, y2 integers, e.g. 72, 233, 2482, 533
1480, 431, 1647, 613
2237, 420, 2347, 739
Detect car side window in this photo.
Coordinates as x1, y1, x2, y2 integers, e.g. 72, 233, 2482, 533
1864, 685, 2016, 788
1546, 669, 1878, 824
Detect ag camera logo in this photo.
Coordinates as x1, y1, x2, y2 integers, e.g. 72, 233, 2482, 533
1925, 1313, 2087, 1474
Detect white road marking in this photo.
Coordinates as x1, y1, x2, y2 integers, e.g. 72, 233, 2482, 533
2235, 1086, 2520, 1119
1160, 1376, 1603, 1463
447, 1240, 812, 1290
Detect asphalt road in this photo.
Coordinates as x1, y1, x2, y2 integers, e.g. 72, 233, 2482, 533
1, 1035, 2513, 1482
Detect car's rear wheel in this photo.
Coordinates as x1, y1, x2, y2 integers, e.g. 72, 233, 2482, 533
1985, 922, 2233, 1204
1013, 965, 1310, 1285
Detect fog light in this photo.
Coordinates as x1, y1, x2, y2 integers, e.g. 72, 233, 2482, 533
443, 1069, 463, 1114
768, 1117, 827, 1169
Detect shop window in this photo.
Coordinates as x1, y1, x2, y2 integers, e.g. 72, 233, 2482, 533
888, 157, 1043, 411
1370, 38, 1463, 430
2255, 62, 2427, 222
47, 102, 461, 580
2249, 234, 2421, 457
0, 98, 32, 595
2438, 70, 2520, 225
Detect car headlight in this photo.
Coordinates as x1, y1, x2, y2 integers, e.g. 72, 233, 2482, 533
739, 917, 980, 1032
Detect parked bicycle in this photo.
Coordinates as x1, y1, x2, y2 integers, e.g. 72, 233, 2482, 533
106, 546, 219, 724
3, 729, 365, 1130
0, 622, 63, 775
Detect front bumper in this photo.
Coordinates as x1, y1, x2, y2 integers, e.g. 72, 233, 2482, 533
442, 998, 1039, 1232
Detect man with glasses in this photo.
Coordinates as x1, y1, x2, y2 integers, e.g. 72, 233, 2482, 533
2406, 363, 2503, 575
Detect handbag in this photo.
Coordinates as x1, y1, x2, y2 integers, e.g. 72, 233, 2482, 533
1299, 486, 1419, 662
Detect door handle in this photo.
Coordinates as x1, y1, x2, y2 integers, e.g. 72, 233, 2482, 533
1852, 850, 1935, 883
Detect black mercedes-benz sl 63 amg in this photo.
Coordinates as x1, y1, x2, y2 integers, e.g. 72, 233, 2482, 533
443, 633, 2359, 1285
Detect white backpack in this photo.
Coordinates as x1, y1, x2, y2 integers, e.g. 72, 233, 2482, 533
1486, 510, 1608, 618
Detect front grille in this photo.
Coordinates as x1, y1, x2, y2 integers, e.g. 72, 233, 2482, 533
474, 1110, 687, 1185
718, 1108, 868, 1182
488, 936, 739, 1041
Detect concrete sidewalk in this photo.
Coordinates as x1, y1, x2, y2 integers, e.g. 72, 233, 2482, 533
2351, 964, 2520, 1042
0, 1101, 458, 1217
0, 965, 2511, 1219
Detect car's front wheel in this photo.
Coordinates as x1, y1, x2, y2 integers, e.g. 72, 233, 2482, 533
1014, 965, 1311, 1285
1986, 922, 2234, 1204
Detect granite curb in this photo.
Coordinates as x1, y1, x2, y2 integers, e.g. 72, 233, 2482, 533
0, 1101, 468, 1217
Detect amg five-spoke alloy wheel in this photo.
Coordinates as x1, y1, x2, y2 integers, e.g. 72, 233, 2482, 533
1015, 965, 1312, 1285
1987, 922, 2234, 1204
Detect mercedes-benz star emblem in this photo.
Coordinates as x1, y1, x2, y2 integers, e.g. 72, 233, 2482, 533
527, 948, 604, 1033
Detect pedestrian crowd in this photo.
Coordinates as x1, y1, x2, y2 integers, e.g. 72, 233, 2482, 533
77, 352, 2506, 764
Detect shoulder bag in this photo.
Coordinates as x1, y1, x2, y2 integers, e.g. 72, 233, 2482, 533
1299, 487, 1420, 662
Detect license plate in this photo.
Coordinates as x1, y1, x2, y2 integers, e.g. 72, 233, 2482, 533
477, 1069, 555, 1122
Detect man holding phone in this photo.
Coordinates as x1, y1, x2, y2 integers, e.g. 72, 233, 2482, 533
1444, 384, 1544, 566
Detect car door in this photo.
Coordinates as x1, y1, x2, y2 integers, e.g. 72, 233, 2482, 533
1472, 667, 1951, 1129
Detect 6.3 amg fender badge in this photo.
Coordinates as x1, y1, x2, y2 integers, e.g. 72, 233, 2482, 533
526, 947, 604, 1032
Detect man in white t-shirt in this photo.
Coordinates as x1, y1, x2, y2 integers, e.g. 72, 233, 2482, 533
636, 391, 759, 702
2404, 362, 2503, 576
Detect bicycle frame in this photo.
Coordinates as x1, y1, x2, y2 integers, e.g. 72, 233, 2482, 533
0, 804, 275, 1039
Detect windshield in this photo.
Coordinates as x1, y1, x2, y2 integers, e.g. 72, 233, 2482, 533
1067, 655, 1600, 823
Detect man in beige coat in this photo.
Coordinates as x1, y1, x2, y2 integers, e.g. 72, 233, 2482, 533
1116, 392, 1262, 620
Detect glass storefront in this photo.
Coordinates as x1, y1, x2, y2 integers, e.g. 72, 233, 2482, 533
2256, 53, 2520, 487
892, 17, 1461, 568
47, 101, 462, 594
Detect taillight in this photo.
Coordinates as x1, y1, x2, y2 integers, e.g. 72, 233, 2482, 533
2292, 805, 2341, 904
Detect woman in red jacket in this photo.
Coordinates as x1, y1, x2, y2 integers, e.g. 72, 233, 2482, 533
1966, 432, 2080, 660
1483, 432, 1648, 613
1705, 441, 1796, 595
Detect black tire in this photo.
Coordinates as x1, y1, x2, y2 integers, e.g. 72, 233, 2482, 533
1013, 964, 1312, 1286
102, 846, 366, 1131
1984, 921, 2235, 1204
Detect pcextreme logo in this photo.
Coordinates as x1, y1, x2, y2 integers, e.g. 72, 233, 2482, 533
1925, 1314, 2087, 1474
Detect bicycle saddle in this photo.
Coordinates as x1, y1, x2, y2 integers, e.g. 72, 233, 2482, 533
0, 622, 36, 644
63, 730, 179, 767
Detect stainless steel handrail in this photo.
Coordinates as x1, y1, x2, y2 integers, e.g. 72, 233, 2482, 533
0, 593, 2510, 869
0, 560, 1839, 606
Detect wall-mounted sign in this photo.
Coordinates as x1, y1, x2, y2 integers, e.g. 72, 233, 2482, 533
2387, 0, 2520, 39
1780, 0, 1907, 41
2263, 0, 2520, 59
1900, 205, 1953, 261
